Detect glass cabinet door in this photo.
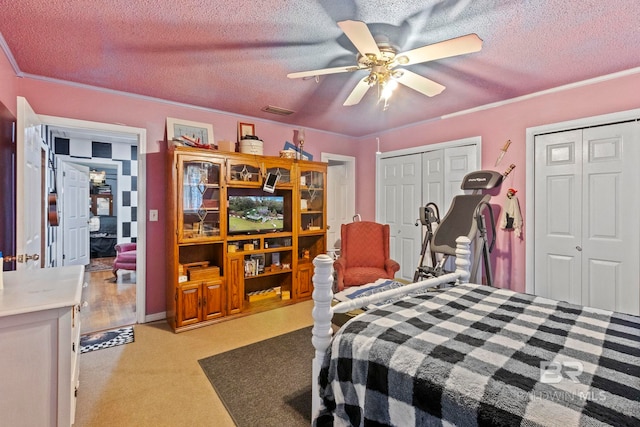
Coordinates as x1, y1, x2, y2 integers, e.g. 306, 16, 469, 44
179, 158, 222, 242
226, 158, 262, 187
263, 159, 293, 187
299, 167, 325, 232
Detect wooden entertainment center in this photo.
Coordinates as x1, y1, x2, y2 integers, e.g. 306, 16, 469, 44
166, 146, 327, 332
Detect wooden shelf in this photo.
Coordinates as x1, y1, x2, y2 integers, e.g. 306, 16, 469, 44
242, 296, 295, 313
230, 247, 292, 255
244, 268, 292, 280
299, 229, 326, 236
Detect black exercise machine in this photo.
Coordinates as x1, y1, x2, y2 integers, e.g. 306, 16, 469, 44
414, 165, 514, 286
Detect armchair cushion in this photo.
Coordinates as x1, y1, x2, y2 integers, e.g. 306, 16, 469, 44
335, 221, 400, 291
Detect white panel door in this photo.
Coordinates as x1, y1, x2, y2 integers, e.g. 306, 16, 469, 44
62, 162, 90, 266
421, 144, 477, 213
419, 150, 444, 270
419, 145, 478, 272
534, 122, 640, 315
444, 145, 477, 205
422, 150, 444, 213
16, 97, 43, 270
326, 160, 353, 256
379, 154, 422, 281
534, 130, 583, 304
581, 123, 639, 314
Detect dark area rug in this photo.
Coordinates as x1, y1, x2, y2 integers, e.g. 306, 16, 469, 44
86, 257, 115, 272
80, 326, 135, 354
199, 326, 314, 427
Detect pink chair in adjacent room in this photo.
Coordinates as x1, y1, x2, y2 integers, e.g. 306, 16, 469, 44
333, 221, 400, 291
113, 242, 137, 276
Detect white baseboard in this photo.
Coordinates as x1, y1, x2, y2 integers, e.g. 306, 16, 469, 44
144, 311, 166, 323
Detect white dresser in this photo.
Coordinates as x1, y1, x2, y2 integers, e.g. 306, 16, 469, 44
0, 265, 84, 427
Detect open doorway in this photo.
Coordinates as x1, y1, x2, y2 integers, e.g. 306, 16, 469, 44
45, 121, 145, 334
321, 153, 356, 259
57, 155, 136, 333
13, 99, 146, 332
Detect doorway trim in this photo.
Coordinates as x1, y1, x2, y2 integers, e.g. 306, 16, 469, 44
39, 114, 147, 325
525, 107, 640, 295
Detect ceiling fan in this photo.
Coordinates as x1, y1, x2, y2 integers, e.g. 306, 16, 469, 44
287, 20, 482, 108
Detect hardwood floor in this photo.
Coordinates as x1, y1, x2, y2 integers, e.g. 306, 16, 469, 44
80, 265, 136, 334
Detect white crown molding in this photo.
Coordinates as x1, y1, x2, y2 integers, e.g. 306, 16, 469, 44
17, 72, 345, 139
357, 66, 640, 141
441, 67, 640, 120
0, 32, 23, 77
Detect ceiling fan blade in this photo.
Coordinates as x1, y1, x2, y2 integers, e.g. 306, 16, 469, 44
338, 20, 381, 59
396, 70, 445, 97
399, 33, 482, 65
343, 78, 371, 106
287, 65, 359, 79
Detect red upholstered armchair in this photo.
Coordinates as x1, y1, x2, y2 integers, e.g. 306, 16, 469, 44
113, 242, 137, 276
333, 221, 400, 291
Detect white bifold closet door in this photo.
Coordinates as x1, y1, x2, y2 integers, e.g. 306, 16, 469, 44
379, 144, 477, 282
534, 121, 640, 315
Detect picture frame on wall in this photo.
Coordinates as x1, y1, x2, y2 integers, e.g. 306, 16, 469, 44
238, 122, 255, 140
166, 117, 214, 146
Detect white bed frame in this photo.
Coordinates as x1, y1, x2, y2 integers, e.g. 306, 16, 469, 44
310, 236, 473, 420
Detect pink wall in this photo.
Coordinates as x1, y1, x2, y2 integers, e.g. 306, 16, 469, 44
354, 72, 640, 292
2, 45, 639, 310
2, 69, 355, 316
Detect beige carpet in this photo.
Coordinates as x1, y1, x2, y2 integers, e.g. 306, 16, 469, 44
75, 300, 314, 426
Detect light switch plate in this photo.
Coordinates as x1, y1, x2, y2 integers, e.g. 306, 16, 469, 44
149, 209, 158, 221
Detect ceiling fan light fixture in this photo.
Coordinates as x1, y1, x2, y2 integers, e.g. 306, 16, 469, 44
390, 69, 404, 79
381, 79, 398, 101
287, 20, 480, 108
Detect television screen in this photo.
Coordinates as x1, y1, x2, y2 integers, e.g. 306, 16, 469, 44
228, 195, 284, 234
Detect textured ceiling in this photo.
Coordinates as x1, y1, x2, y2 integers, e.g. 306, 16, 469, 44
2, 0, 639, 137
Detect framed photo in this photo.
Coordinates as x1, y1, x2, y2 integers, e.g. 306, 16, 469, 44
283, 141, 313, 161
96, 197, 111, 216
238, 122, 255, 140
166, 117, 214, 146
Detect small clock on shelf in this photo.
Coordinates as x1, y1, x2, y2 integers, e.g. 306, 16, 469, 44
166, 117, 214, 146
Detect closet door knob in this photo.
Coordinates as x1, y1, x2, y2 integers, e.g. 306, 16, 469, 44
576, 246, 582, 251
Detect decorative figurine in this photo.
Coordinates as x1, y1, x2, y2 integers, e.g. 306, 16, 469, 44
500, 188, 523, 237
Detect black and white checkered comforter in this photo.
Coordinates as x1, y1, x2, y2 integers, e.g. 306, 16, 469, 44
315, 284, 640, 426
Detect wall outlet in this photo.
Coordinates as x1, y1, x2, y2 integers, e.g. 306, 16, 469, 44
149, 209, 158, 222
